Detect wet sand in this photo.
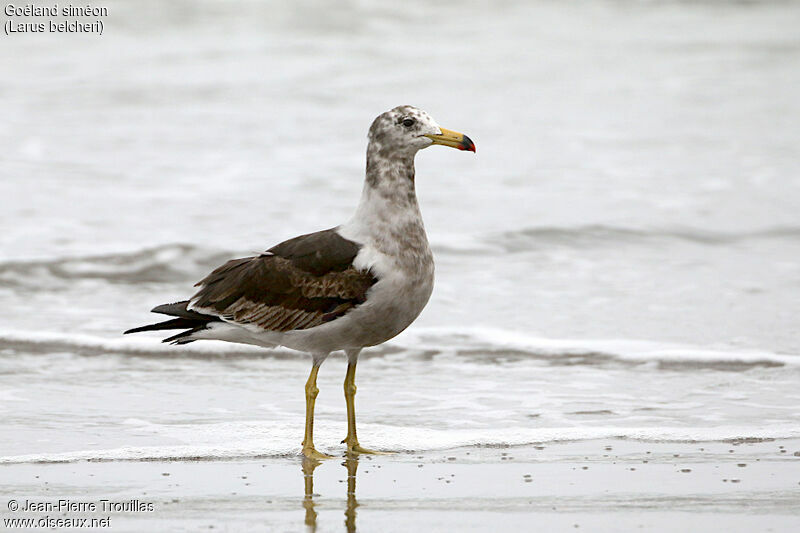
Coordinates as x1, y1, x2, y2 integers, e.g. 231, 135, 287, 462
2, 439, 799, 532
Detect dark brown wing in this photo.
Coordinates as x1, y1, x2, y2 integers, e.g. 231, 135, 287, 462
189, 229, 376, 332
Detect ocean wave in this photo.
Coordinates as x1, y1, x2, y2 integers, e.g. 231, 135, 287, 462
488, 225, 800, 253
3, 225, 798, 288
1, 421, 798, 464
0, 328, 796, 370
0, 330, 269, 359
0, 244, 231, 287
399, 327, 800, 370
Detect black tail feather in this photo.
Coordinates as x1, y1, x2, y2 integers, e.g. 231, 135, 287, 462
125, 300, 221, 342
162, 327, 205, 345
151, 301, 218, 321
124, 317, 204, 335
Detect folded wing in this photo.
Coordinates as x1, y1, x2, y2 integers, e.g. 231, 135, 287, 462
193, 227, 377, 332
125, 228, 377, 343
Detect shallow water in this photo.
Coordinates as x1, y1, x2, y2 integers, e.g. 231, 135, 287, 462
2, 0, 800, 463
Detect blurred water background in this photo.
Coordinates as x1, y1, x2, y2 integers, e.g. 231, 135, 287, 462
1, 0, 799, 460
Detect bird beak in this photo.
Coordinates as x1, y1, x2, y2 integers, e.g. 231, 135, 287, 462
425, 127, 476, 153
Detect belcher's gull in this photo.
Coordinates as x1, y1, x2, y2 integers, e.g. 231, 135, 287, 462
125, 105, 475, 458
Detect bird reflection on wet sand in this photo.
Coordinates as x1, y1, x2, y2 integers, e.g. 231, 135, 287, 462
302, 456, 360, 532
302, 458, 319, 529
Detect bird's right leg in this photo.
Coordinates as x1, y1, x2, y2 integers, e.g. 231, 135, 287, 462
342, 349, 389, 455
302, 355, 332, 460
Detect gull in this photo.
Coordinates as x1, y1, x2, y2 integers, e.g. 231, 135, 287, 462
125, 105, 475, 458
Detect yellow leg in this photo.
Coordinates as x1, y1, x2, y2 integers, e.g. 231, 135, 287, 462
302, 361, 332, 459
342, 358, 389, 455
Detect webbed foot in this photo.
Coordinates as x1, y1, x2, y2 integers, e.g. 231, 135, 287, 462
302, 446, 334, 460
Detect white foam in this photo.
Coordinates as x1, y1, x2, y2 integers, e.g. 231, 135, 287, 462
0, 330, 272, 356
403, 326, 800, 367
2, 327, 797, 367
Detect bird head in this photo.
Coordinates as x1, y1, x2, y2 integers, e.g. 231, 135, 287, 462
368, 105, 476, 157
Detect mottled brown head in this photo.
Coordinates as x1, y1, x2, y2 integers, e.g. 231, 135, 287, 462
368, 105, 476, 158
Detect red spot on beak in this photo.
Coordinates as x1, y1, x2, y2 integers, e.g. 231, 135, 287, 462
461, 135, 476, 153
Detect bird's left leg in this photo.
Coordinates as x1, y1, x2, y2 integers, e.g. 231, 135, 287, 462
302, 354, 332, 460
342, 349, 389, 455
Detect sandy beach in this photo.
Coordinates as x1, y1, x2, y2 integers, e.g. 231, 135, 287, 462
3, 439, 799, 532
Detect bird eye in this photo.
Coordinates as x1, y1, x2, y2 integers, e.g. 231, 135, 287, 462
401, 118, 415, 128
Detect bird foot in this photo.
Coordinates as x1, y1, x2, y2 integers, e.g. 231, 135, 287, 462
302, 446, 334, 460
343, 441, 393, 456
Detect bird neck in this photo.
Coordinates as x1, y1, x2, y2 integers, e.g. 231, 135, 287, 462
365, 142, 417, 197
358, 145, 421, 215
343, 147, 427, 248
